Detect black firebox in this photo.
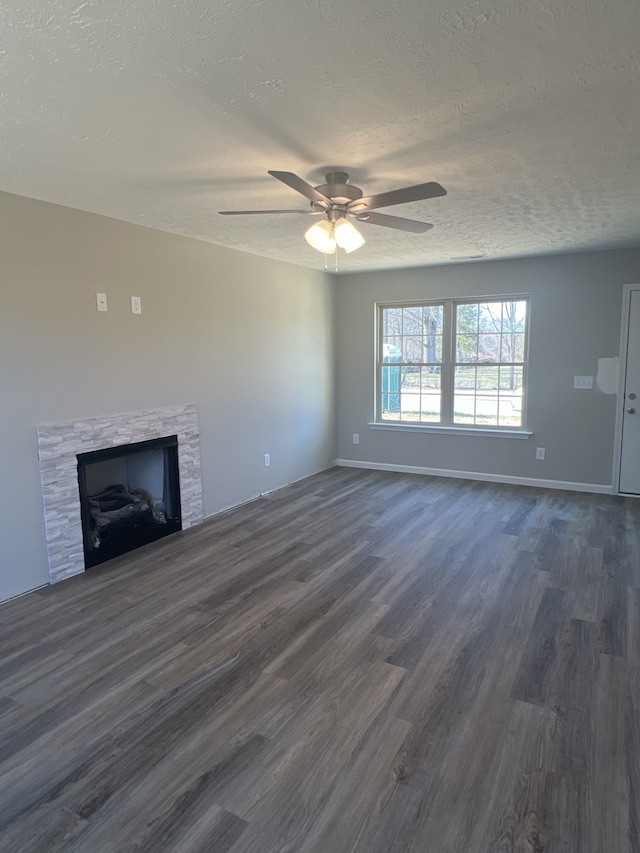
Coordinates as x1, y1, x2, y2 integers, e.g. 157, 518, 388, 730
77, 435, 182, 569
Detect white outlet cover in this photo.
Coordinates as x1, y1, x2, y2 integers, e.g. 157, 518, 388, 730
131, 295, 142, 314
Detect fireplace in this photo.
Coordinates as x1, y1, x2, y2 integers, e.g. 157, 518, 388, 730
77, 435, 182, 568
37, 405, 203, 584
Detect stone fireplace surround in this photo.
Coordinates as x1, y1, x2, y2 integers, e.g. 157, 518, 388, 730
37, 405, 203, 584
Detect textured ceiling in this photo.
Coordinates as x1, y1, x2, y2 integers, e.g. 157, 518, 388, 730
1, 0, 639, 273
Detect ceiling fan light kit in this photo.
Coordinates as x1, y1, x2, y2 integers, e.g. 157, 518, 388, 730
305, 213, 366, 255
334, 218, 365, 253
220, 170, 447, 258
305, 219, 337, 254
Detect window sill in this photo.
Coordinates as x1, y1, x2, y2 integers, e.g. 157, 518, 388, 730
367, 422, 532, 439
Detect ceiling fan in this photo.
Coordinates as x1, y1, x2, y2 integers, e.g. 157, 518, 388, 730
219, 170, 447, 254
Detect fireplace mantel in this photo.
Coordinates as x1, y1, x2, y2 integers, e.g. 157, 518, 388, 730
37, 405, 203, 584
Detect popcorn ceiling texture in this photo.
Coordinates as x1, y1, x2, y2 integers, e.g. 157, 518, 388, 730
37, 406, 203, 584
1, 0, 639, 272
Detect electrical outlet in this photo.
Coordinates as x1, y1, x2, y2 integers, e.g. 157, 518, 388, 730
96, 293, 108, 312
352, 433, 359, 445
535, 447, 545, 461
131, 296, 142, 315
573, 376, 593, 389
264, 453, 270, 467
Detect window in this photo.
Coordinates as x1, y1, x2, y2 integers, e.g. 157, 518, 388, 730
378, 297, 528, 429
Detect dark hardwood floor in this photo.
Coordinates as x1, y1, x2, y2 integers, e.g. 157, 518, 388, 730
1, 467, 638, 852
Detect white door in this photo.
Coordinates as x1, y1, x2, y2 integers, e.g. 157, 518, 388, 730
620, 289, 640, 494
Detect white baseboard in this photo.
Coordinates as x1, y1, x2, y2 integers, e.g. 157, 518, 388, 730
202, 464, 337, 522
335, 458, 614, 495
1, 583, 48, 606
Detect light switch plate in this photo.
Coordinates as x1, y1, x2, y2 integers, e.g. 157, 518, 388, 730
96, 292, 108, 312
573, 376, 593, 389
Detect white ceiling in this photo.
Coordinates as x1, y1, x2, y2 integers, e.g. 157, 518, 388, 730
1, 0, 639, 273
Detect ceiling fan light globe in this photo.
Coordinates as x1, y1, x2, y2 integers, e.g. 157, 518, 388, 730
334, 218, 365, 253
305, 220, 336, 254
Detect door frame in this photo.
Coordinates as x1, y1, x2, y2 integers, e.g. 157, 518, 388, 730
613, 282, 640, 495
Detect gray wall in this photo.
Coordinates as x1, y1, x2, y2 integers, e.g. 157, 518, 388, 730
336, 250, 640, 487
0, 191, 337, 601
2, 185, 638, 602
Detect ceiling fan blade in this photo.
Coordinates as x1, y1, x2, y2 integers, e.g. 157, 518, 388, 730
268, 171, 332, 207
353, 211, 433, 233
350, 181, 447, 212
219, 209, 322, 215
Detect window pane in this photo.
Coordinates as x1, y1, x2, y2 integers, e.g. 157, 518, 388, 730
454, 364, 500, 425
457, 303, 478, 332
477, 365, 500, 390
497, 364, 524, 426
503, 301, 527, 334
455, 365, 477, 390
456, 335, 477, 363
478, 334, 499, 362
478, 303, 501, 333
504, 333, 525, 362
400, 336, 422, 363
383, 336, 401, 357
420, 366, 441, 423
499, 333, 519, 363
401, 365, 420, 389
425, 335, 442, 362
402, 307, 423, 335
453, 394, 475, 423
421, 392, 441, 422
381, 365, 401, 417
498, 396, 522, 426
383, 308, 402, 337
400, 392, 420, 420
475, 396, 498, 425
423, 305, 443, 334
499, 365, 523, 391
421, 365, 441, 390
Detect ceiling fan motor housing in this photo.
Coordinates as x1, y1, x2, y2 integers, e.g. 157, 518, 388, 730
313, 172, 364, 208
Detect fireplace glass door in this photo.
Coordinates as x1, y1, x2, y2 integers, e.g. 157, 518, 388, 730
77, 435, 182, 568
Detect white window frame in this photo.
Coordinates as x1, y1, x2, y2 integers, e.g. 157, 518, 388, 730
374, 296, 530, 436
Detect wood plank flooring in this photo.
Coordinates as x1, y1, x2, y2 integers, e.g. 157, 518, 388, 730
1, 467, 638, 852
